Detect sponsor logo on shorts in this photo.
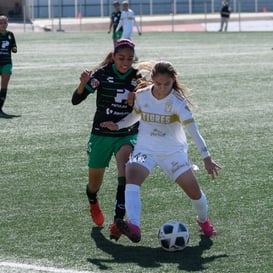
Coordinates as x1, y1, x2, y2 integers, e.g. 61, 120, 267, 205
171, 160, 190, 173
130, 152, 147, 163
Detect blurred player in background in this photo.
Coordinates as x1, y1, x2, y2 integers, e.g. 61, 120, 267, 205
108, 1, 123, 45
116, 1, 141, 61
72, 39, 144, 241
0, 15, 17, 118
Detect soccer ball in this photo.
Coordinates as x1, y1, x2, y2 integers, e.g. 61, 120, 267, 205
158, 220, 190, 252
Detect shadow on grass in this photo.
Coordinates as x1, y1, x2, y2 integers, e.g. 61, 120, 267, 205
87, 227, 228, 271
0, 113, 21, 119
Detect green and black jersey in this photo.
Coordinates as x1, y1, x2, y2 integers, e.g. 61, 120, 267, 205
72, 63, 141, 137
0, 31, 17, 65
111, 10, 122, 32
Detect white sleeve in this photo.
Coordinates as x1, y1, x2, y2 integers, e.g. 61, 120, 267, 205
116, 109, 141, 129
133, 17, 140, 32
185, 122, 210, 159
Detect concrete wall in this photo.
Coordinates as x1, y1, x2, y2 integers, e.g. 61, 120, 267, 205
0, 0, 31, 20
0, 0, 22, 17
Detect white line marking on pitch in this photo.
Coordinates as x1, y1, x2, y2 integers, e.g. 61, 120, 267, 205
0, 261, 96, 273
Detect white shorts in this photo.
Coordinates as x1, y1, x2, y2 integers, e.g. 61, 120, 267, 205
128, 149, 191, 181
123, 31, 132, 40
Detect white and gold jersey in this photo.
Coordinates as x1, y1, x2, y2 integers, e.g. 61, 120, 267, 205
134, 86, 193, 154
116, 9, 140, 39
117, 85, 209, 158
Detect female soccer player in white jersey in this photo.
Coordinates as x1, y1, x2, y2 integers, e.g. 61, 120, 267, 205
115, 1, 141, 61
116, 1, 141, 41
101, 61, 221, 243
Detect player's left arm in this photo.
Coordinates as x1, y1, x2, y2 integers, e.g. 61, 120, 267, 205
10, 33, 17, 53
185, 120, 221, 179
133, 15, 141, 35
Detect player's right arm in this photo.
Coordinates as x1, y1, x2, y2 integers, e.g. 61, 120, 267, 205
72, 70, 92, 105
100, 109, 140, 130
108, 16, 113, 33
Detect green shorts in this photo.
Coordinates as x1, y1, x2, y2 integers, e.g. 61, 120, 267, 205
113, 30, 123, 40
0, 64, 12, 75
87, 134, 137, 168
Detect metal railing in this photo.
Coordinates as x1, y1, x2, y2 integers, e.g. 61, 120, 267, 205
6, 0, 273, 32
28, 0, 273, 19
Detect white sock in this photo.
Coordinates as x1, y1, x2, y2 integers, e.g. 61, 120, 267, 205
191, 191, 208, 223
125, 184, 141, 227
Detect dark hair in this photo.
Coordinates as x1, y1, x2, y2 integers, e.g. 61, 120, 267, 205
92, 39, 135, 71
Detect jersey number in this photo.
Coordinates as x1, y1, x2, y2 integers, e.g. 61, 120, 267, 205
115, 88, 130, 103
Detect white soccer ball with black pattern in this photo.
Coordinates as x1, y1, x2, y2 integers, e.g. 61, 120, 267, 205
158, 220, 190, 252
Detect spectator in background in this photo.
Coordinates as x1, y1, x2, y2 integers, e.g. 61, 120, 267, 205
108, 1, 123, 45
219, 1, 231, 32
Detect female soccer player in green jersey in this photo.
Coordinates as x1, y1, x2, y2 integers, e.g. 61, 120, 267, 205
108, 1, 123, 44
0, 16, 17, 118
72, 39, 143, 241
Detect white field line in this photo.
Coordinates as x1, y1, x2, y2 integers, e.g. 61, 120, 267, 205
0, 261, 96, 273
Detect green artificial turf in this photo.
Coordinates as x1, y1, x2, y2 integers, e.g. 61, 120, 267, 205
0, 31, 272, 273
